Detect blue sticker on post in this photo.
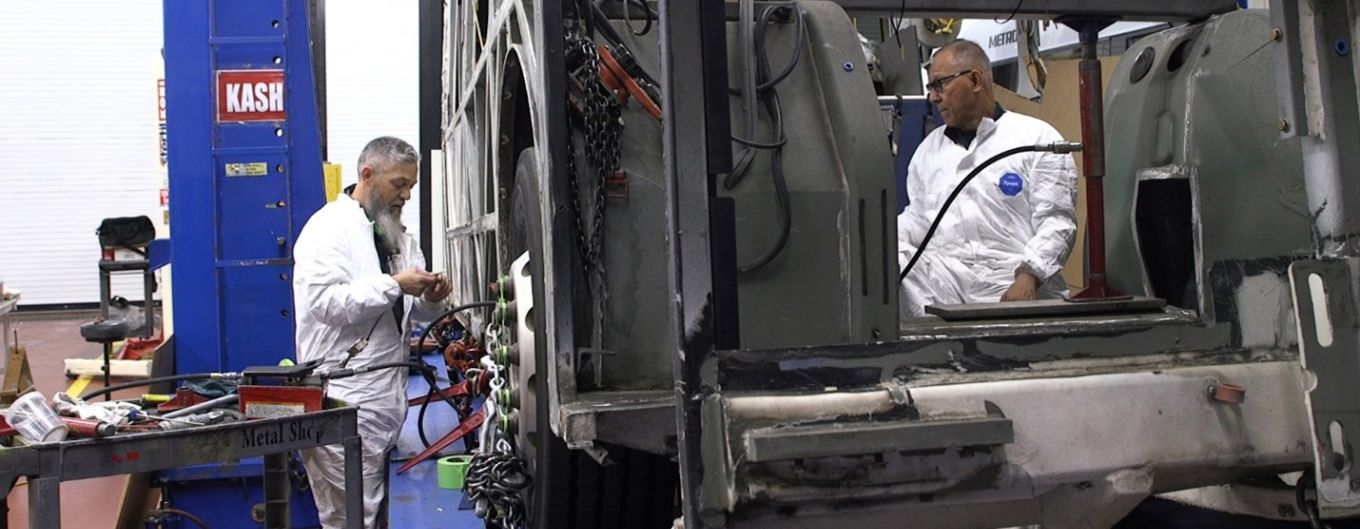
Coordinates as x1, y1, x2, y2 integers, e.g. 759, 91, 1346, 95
999, 172, 1024, 196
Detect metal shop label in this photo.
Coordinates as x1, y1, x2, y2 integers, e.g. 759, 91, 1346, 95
240, 420, 319, 448
216, 69, 285, 122
225, 162, 269, 177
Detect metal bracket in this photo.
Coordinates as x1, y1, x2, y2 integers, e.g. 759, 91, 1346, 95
1289, 258, 1360, 504
581, 443, 611, 466
886, 384, 913, 405
577, 347, 616, 388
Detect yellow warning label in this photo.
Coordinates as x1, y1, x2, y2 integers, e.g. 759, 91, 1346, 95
225, 162, 268, 177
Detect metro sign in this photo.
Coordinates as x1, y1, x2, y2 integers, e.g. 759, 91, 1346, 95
217, 69, 285, 122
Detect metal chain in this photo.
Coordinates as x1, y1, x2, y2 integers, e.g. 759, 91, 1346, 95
465, 449, 531, 528
468, 322, 530, 529
466, 31, 623, 529
565, 32, 623, 272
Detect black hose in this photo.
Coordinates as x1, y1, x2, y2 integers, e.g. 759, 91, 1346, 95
414, 365, 476, 451
732, 4, 799, 274
415, 367, 462, 449
726, 3, 801, 185
736, 95, 791, 274
898, 145, 1046, 283
415, 301, 498, 355
80, 372, 225, 402
725, 2, 806, 95
152, 508, 212, 529
340, 360, 434, 375
417, 381, 436, 447
756, 4, 805, 92
1296, 471, 1331, 529
892, 0, 907, 48
330, 358, 466, 449
596, 0, 654, 36
327, 300, 495, 450
409, 300, 497, 449
730, 135, 787, 150
588, 1, 659, 86
575, 0, 595, 39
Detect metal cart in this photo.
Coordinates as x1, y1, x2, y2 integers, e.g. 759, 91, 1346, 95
0, 404, 363, 529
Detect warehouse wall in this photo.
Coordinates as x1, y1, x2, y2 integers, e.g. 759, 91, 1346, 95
325, 0, 422, 244
0, 0, 166, 307
0, 1, 421, 307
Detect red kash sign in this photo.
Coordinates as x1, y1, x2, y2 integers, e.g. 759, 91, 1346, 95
217, 70, 285, 122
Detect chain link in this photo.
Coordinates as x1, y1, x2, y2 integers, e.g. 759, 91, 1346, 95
468, 322, 528, 529
565, 32, 623, 272
480, 323, 506, 447
465, 450, 531, 528
467, 30, 622, 529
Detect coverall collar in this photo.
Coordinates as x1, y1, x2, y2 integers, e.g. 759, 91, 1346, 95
339, 185, 375, 225
943, 103, 1006, 148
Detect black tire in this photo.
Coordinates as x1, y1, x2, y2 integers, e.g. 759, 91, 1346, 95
508, 148, 678, 529
571, 446, 678, 529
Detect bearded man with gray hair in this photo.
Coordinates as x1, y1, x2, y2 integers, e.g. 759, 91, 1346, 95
292, 136, 452, 528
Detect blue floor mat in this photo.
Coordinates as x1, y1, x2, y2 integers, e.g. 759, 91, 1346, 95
389, 352, 483, 528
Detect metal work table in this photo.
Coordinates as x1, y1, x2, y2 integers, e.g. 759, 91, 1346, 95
0, 404, 363, 529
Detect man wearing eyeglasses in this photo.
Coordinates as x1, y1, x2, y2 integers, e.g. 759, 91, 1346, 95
898, 39, 1078, 318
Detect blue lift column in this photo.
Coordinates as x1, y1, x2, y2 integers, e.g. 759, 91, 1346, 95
164, 0, 326, 374
160, 2, 328, 526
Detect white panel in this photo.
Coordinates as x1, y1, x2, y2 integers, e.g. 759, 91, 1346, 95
957, 20, 1163, 63
324, 1, 423, 245
0, 1, 424, 306
429, 149, 447, 273
0, 1, 165, 306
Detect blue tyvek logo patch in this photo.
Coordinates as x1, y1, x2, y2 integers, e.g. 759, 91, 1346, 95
999, 172, 1024, 196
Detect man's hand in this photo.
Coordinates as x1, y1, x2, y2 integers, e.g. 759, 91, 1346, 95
1001, 270, 1041, 302
394, 268, 436, 296
423, 272, 452, 303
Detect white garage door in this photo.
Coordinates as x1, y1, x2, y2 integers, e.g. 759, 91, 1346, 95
0, 0, 421, 307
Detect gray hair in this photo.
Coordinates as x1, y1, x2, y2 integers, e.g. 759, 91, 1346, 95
936, 39, 993, 81
357, 136, 420, 173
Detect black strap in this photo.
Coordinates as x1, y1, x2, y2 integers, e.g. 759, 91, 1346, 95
375, 232, 405, 334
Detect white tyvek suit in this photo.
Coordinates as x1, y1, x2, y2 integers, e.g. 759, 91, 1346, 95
898, 110, 1078, 318
292, 193, 440, 528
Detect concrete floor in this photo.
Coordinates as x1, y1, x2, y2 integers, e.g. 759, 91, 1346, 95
4, 311, 148, 529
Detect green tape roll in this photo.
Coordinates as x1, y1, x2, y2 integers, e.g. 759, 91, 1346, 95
437, 455, 474, 490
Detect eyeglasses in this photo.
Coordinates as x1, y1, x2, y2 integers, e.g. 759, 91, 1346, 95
926, 70, 974, 93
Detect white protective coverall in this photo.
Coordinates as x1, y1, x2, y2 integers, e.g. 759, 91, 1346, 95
898, 109, 1078, 318
293, 192, 440, 528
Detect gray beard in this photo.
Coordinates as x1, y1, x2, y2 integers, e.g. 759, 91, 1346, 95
364, 196, 405, 255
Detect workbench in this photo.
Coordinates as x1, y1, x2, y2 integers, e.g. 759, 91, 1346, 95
0, 404, 362, 529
